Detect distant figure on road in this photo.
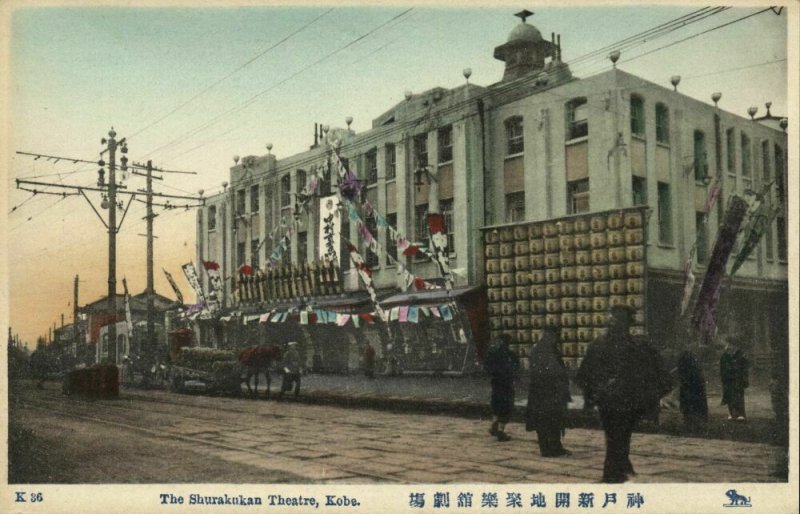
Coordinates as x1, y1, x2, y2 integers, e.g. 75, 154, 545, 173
576, 305, 672, 483
720, 337, 749, 421
676, 347, 708, 430
364, 341, 376, 379
29, 349, 49, 389
526, 327, 572, 457
279, 342, 302, 399
484, 333, 519, 442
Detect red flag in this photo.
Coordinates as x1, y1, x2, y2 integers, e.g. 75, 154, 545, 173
346, 241, 357, 253
358, 313, 375, 324
203, 260, 220, 270
427, 213, 446, 235
402, 245, 420, 257
414, 277, 426, 290
239, 264, 253, 275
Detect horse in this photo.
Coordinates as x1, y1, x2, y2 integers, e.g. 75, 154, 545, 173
238, 345, 282, 399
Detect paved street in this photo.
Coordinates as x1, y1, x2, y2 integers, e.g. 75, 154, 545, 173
9, 380, 783, 484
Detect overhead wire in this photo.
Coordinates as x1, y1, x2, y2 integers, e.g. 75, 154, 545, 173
127, 8, 335, 142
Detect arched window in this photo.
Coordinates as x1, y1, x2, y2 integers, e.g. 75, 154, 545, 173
505, 116, 524, 155
566, 98, 588, 140
630, 95, 645, 137
655, 103, 669, 144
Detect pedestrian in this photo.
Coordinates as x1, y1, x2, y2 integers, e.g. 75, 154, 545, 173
484, 333, 519, 442
364, 341, 376, 379
720, 336, 749, 421
576, 305, 673, 483
676, 346, 708, 430
279, 341, 302, 399
526, 327, 572, 457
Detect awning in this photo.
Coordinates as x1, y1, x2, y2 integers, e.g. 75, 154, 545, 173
380, 285, 484, 307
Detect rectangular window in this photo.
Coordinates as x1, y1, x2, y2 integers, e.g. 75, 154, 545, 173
505, 191, 525, 222
386, 144, 396, 180
251, 239, 260, 268
207, 205, 217, 231
264, 189, 273, 234
365, 149, 378, 186
237, 242, 246, 267
386, 213, 397, 265
506, 116, 524, 155
297, 232, 307, 264
726, 128, 736, 174
741, 133, 751, 177
296, 169, 307, 194
236, 189, 246, 214
339, 220, 350, 270
776, 216, 787, 261
655, 103, 669, 144
414, 134, 428, 169
658, 182, 673, 245
775, 144, 785, 203
440, 199, 455, 252
566, 98, 588, 140
280, 174, 291, 208
438, 125, 453, 163
415, 204, 429, 243
761, 140, 770, 181
567, 179, 589, 214
630, 96, 645, 137
365, 215, 379, 268
250, 185, 259, 213
632, 176, 647, 206
765, 215, 775, 261
693, 131, 707, 182
695, 212, 708, 264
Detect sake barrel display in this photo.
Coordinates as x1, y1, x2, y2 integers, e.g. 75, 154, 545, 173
499, 242, 514, 257
485, 244, 500, 258
513, 225, 528, 241
514, 241, 530, 256
557, 220, 574, 235
486, 274, 502, 288
560, 282, 576, 297
529, 239, 545, 254
607, 229, 624, 246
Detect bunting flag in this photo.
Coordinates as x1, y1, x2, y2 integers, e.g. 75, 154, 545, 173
122, 277, 134, 337
691, 196, 749, 339
182, 262, 207, 306
163, 268, 184, 305
346, 240, 386, 321
730, 203, 779, 277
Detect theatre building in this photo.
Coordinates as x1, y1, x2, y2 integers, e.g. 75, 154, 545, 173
195, 14, 788, 373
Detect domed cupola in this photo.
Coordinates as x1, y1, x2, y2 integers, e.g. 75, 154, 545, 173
494, 10, 561, 82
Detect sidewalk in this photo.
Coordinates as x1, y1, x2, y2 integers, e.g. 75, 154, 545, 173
280, 372, 781, 445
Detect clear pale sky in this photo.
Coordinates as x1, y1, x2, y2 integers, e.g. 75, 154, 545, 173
2, 1, 793, 348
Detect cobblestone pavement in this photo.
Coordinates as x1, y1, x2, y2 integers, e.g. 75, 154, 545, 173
9, 381, 784, 484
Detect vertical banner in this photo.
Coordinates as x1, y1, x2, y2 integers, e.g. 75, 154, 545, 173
163, 268, 184, 305
319, 194, 340, 262
182, 262, 207, 306
691, 196, 749, 339
427, 213, 454, 290
202, 261, 223, 313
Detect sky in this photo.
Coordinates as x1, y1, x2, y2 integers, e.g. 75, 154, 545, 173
2, 1, 793, 348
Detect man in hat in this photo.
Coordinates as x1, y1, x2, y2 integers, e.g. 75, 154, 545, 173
720, 336, 749, 421
279, 342, 302, 399
484, 333, 519, 442
577, 305, 672, 483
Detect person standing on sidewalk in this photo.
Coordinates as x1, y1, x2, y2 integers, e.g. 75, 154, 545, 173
526, 327, 572, 457
279, 342, 302, 399
720, 337, 749, 421
484, 334, 519, 442
576, 305, 672, 483
364, 341, 376, 379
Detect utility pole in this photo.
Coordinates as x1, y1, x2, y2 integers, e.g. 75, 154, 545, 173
146, 160, 155, 366
104, 128, 122, 364
74, 275, 80, 358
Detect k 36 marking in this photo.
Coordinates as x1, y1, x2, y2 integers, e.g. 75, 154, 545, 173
15, 491, 44, 502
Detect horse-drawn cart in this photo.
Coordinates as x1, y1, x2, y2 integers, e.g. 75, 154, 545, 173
168, 347, 242, 396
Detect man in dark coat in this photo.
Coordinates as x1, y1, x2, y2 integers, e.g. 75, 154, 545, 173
677, 347, 708, 430
484, 333, 519, 442
720, 337, 749, 420
279, 342, 302, 399
576, 305, 673, 483
364, 341, 376, 379
526, 327, 572, 457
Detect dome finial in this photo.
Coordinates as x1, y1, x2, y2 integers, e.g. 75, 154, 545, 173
515, 9, 534, 23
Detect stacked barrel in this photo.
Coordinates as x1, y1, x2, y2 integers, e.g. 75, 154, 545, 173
484, 208, 646, 369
